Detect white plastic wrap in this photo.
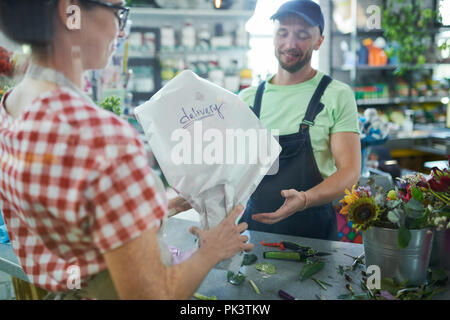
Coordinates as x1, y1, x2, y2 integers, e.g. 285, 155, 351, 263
134, 70, 281, 272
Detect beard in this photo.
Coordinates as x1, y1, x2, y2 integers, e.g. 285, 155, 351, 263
276, 48, 313, 73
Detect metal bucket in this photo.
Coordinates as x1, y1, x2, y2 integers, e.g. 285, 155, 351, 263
363, 227, 434, 286
430, 229, 450, 270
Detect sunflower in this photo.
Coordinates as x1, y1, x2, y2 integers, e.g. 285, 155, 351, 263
339, 185, 360, 215
347, 197, 380, 231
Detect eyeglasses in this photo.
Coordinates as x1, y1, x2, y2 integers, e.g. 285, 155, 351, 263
82, 0, 130, 31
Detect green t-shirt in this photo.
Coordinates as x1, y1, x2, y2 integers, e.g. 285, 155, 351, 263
239, 71, 359, 179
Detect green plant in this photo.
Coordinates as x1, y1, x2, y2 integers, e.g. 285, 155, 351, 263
382, 0, 442, 75
99, 96, 122, 116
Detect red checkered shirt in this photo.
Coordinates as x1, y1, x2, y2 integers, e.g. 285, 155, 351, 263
0, 87, 167, 292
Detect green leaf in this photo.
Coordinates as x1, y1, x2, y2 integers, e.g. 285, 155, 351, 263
411, 187, 423, 202
388, 210, 401, 224
299, 261, 325, 281
408, 213, 428, 229
242, 254, 257, 266
398, 226, 411, 249
387, 199, 402, 209
417, 55, 426, 65
406, 197, 424, 210
227, 271, 246, 285
431, 268, 449, 284
381, 277, 398, 295
255, 263, 276, 274
99, 96, 122, 116
405, 198, 425, 220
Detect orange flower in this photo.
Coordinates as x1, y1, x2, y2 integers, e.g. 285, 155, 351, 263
340, 185, 359, 215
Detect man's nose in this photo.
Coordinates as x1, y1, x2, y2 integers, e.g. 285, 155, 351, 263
284, 34, 298, 49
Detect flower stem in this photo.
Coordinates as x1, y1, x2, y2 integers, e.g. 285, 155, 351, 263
427, 184, 450, 205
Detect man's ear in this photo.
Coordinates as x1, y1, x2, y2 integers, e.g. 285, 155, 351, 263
314, 34, 325, 51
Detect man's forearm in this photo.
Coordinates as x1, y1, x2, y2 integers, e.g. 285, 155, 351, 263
161, 247, 219, 299
304, 166, 360, 209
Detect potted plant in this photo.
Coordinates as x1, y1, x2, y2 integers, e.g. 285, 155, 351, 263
339, 162, 449, 286
382, 0, 444, 76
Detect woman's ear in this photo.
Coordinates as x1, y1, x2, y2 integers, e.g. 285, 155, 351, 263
57, 0, 82, 31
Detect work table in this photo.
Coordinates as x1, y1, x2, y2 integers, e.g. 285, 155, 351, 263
1, 217, 449, 300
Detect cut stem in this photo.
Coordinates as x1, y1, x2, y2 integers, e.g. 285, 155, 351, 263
311, 277, 328, 290
249, 280, 260, 295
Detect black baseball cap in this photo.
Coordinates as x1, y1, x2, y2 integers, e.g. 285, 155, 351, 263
271, 0, 324, 35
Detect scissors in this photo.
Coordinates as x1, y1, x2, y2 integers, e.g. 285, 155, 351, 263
262, 241, 331, 262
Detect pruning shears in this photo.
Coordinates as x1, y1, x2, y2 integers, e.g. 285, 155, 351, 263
262, 241, 331, 262
343, 253, 365, 270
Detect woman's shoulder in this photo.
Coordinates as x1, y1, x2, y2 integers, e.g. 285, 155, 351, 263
32, 87, 141, 148
36, 87, 112, 119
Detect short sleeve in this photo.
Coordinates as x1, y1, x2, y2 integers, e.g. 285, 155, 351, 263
238, 86, 258, 109
87, 135, 167, 254
330, 85, 360, 135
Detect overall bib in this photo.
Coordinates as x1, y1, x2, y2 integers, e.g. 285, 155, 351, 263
240, 75, 339, 241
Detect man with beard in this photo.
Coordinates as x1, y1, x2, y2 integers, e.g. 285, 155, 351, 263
239, 0, 361, 240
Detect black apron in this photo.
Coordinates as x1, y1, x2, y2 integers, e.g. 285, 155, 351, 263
240, 75, 339, 240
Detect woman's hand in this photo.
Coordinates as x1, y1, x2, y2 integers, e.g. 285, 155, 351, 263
251, 189, 308, 224
168, 196, 192, 216
189, 205, 254, 262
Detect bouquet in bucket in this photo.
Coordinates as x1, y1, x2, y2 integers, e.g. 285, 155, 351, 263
0, 45, 29, 100
0, 46, 15, 100
339, 159, 450, 248
0, 46, 14, 77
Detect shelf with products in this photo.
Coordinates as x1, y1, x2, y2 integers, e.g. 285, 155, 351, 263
129, 7, 255, 20
329, 0, 449, 130
158, 47, 248, 58
126, 26, 162, 104
331, 26, 450, 37
356, 104, 448, 139
124, 5, 255, 105
333, 63, 450, 72
356, 96, 449, 106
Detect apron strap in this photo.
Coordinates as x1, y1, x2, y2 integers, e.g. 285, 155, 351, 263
300, 74, 333, 131
251, 80, 266, 119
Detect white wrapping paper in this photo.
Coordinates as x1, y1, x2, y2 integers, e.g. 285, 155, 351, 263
134, 70, 281, 272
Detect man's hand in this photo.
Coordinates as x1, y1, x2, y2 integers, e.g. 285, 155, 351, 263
168, 196, 192, 216
251, 189, 307, 224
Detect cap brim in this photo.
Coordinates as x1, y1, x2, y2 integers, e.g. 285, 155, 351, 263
270, 10, 319, 29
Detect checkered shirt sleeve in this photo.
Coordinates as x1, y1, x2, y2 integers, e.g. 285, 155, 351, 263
86, 136, 167, 254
